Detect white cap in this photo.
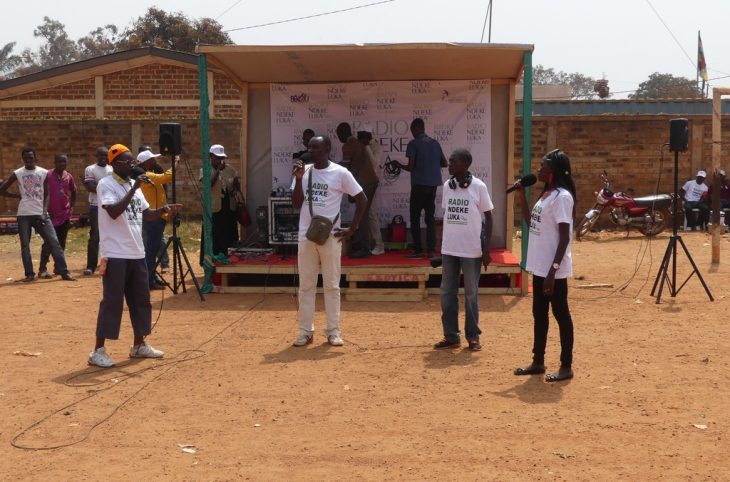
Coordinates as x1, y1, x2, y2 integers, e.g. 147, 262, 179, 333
209, 144, 227, 158
136, 150, 161, 164
697, 170, 707, 178
720, 169, 727, 177
358, 122, 374, 133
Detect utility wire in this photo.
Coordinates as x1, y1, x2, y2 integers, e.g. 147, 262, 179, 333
225, 0, 395, 32
644, 0, 696, 73
215, 0, 245, 21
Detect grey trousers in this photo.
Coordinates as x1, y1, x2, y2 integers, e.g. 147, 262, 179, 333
96, 258, 152, 340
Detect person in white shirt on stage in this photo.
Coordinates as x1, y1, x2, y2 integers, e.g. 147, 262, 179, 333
433, 149, 493, 351
512, 148, 576, 382
291, 135, 367, 347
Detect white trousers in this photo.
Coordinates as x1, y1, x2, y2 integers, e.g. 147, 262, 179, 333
297, 236, 342, 336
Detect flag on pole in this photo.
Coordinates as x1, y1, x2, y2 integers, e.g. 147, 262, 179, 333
698, 31, 708, 82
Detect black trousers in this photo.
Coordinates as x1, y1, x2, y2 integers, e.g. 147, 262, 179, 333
409, 184, 437, 253
532, 276, 574, 368
86, 207, 100, 272
96, 258, 152, 340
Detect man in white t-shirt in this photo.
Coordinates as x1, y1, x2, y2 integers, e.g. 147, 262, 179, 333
291, 135, 367, 347
82, 146, 113, 275
680, 170, 709, 230
433, 149, 493, 351
88, 144, 180, 368
0, 147, 75, 282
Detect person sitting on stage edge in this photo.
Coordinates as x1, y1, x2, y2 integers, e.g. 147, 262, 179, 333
392, 118, 447, 259
82, 146, 113, 275
337, 122, 378, 258
512, 148, 576, 382
291, 135, 367, 347
434, 148, 493, 351
136, 149, 175, 290
38, 153, 77, 279
88, 144, 180, 368
199, 144, 242, 265
0, 147, 76, 282
680, 170, 709, 230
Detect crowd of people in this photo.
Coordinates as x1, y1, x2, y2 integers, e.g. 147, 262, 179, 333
290, 118, 576, 382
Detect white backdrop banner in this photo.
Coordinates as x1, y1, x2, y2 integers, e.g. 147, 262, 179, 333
270, 80, 491, 227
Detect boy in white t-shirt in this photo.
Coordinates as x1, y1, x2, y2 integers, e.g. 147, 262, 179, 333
433, 149, 494, 351
82, 146, 113, 275
290, 135, 367, 347
88, 144, 180, 368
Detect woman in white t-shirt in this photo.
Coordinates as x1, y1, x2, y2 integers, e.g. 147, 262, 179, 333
512, 149, 576, 382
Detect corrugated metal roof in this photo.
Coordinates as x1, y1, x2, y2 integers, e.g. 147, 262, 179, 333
516, 99, 730, 116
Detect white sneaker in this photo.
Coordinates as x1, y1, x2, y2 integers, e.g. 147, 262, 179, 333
88, 347, 115, 368
370, 246, 385, 256
38, 271, 53, 279
327, 335, 344, 346
292, 334, 313, 347
129, 343, 164, 358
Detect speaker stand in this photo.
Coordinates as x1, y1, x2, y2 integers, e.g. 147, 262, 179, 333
650, 149, 713, 304
156, 217, 204, 301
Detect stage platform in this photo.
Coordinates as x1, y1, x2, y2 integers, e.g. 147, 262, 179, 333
213, 249, 527, 301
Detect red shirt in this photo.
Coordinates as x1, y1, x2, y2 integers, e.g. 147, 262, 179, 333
47, 170, 76, 226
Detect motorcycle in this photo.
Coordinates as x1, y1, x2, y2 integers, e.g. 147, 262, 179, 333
576, 170, 674, 239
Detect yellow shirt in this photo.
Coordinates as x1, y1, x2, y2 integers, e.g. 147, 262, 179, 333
140, 169, 172, 220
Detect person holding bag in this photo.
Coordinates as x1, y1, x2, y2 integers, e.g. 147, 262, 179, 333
291, 135, 367, 347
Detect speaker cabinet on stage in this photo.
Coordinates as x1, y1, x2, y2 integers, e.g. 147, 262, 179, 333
669, 118, 689, 152
159, 123, 182, 156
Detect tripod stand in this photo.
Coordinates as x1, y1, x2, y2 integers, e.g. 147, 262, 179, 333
155, 155, 205, 301
650, 149, 713, 304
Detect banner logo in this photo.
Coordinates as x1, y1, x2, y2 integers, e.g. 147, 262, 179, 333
289, 93, 309, 103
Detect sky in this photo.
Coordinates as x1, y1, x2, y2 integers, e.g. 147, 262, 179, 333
4, 0, 730, 98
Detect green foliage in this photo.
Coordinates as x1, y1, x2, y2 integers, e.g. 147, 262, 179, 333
6, 8, 232, 79
531, 64, 599, 99
628, 72, 704, 99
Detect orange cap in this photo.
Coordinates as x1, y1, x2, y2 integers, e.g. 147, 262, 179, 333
107, 144, 130, 164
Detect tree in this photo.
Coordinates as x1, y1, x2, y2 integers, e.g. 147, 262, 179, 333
118, 7, 232, 52
530, 64, 600, 99
77, 25, 120, 59
0, 42, 23, 79
629, 73, 703, 99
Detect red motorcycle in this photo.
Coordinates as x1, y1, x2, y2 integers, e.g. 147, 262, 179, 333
576, 170, 674, 239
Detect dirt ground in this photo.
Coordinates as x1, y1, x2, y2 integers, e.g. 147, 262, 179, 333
0, 227, 728, 481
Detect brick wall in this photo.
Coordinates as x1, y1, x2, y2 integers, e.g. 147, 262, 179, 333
10, 78, 95, 100
514, 116, 730, 224
0, 120, 240, 216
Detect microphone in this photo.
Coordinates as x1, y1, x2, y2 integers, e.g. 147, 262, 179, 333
130, 166, 153, 184
506, 173, 537, 194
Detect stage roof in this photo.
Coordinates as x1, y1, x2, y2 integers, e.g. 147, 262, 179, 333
196, 43, 533, 84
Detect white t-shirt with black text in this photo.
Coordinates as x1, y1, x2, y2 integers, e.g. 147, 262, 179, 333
97, 175, 150, 259
84, 163, 113, 206
526, 188, 574, 279
682, 179, 708, 202
440, 176, 494, 258
293, 162, 362, 242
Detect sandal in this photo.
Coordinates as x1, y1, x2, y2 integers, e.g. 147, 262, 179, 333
513, 363, 546, 376
545, 368, 573, 382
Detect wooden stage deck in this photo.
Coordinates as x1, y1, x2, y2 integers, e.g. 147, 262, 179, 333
213, 249, 527, 301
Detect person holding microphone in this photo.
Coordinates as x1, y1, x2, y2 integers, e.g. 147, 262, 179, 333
511, 149, 576, 382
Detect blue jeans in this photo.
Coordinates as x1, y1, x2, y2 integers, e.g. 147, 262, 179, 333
18, 215, 69, 278
142, 219, 166, 286
440, 254, 482, 342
